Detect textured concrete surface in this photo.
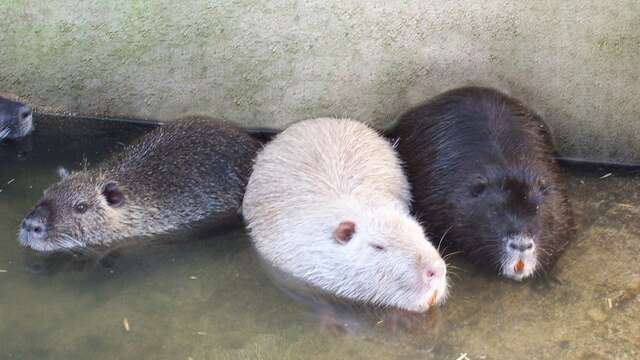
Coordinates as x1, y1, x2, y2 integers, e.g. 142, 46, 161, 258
0, 1, 639, 164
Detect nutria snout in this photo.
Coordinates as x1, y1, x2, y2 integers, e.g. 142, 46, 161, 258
391, 87, 574, 281
0, 94, 33, 142
20, 202, 50, 245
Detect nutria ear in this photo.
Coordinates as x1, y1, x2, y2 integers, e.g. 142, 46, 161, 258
334, 221, 356, 244
538, 178, 550, 195
103, 182, 124, 207
56, 166, 70, 179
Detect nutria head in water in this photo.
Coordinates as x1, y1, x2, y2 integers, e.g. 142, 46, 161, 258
0, 95, 33, 142
20, 170, 137, 252
446, 164, 566, 280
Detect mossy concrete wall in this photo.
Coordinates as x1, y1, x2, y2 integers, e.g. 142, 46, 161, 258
0, 1, 638, 164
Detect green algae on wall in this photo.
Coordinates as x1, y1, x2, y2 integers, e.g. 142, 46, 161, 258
0, 0, 639, 164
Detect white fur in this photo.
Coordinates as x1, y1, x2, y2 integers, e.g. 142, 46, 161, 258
501, 235, 538, 281
56, 166, 70, 179
243, 118, 447, 312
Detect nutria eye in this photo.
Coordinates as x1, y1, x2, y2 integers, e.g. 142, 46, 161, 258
371, 244, 385, 251
471, 181, 487, 197
74, 203, 88, 214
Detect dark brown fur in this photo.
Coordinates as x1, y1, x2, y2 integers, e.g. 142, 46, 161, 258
390, 87, 574, 278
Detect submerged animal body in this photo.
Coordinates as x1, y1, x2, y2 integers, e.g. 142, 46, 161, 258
243, 118, 447, 312
0, 94, 33, 142
19, 117, 260, 252
391, 87, 574, 281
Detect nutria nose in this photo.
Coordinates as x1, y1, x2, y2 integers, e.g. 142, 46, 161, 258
22, 203, 50, 238
22, 216, 47, 237
424, 259, 446, 280
508, 239, 534, 252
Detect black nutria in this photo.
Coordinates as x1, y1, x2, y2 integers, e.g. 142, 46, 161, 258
0, 93, 33, 142
19, 116, 260, 253
391, 87, 574, 281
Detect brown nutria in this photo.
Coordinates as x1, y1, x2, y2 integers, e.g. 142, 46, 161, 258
242, 117, 447, 312
0, 93, 33, 142
390, 87, 574, 281
18, 116, 260, 253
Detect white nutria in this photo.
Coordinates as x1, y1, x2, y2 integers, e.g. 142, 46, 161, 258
242, 118, 448, 313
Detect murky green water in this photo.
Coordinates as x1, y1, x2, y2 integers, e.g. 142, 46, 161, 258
1, 115, 638, 360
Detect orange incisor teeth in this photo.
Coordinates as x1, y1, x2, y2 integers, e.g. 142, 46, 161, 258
428, 291, 438, 307
515, 260, 525, 273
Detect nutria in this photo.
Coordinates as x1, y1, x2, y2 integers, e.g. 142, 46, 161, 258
390, 87, 574, 281
19, 116, 260, 253
0, 93, 33, 142
242, 118, 448, 312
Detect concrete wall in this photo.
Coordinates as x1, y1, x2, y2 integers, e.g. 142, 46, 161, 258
0, 0, 638, 164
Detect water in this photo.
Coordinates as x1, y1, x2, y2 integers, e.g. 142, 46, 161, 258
1, 115, 638, 360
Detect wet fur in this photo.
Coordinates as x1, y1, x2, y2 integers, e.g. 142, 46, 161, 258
243, 118, 447, 312
20, 116, 259, 251
390, 87, 574, 278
